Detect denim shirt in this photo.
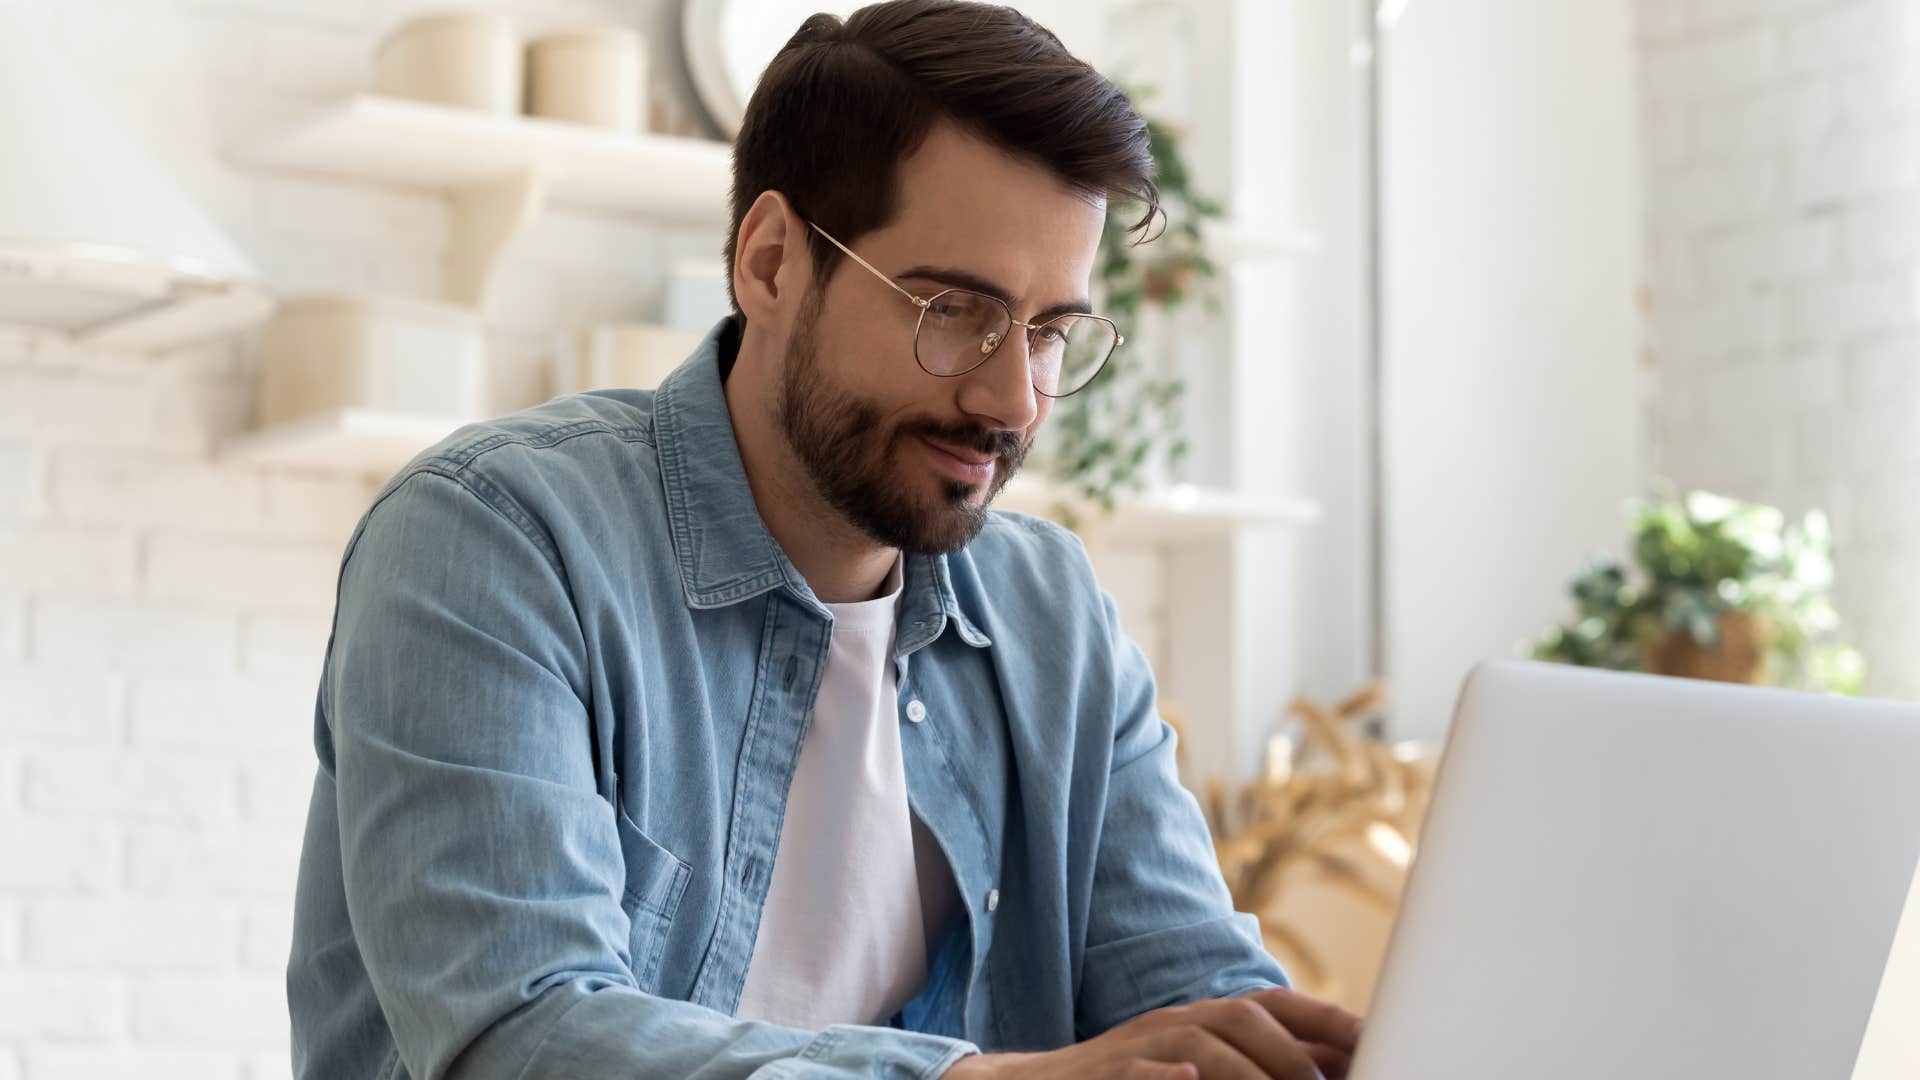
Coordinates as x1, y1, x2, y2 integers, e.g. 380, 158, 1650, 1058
287, 318, 1287, 1080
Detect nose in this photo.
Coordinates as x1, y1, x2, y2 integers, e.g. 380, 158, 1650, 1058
955, 326, 1041, 433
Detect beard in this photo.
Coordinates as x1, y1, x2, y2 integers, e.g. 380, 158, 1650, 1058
776, 291, 1030, 555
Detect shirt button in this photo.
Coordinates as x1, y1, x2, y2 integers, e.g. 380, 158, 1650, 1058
985, 888, 1000, 912
905, 699, 928, 724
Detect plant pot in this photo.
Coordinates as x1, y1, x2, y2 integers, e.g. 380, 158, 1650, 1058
1141, 261, 1194, 302
1645, 612, 1772, 685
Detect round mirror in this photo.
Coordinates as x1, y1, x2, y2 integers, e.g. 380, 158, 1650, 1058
682, 0, 863, 138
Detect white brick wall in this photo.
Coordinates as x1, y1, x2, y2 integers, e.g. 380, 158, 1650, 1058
0, 3, 1184, 1076
0, 1, 699, 1075
1638, 0, 1920, 698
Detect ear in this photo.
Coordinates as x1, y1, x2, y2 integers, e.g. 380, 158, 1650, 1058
732, 190, 811, 330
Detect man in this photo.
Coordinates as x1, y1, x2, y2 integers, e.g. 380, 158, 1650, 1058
287, 2, 1361, 1077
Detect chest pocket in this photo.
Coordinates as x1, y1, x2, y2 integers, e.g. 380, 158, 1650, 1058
615, 806, 692, 990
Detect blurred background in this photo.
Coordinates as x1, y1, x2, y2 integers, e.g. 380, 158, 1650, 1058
0, 0, 1913, 1073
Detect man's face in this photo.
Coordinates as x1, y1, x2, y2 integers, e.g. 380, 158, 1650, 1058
774, 123, 1108, 555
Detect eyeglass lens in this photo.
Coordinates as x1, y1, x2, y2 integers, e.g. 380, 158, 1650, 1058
914, 290, 1117, 397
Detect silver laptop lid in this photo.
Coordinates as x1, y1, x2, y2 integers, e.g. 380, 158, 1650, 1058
1351, 660, 1920, 1080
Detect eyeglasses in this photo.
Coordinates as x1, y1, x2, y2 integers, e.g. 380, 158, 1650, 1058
806, 220, 1123, 399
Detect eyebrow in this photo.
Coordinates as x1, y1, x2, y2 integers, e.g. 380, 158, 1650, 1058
895, 264, 1094, 323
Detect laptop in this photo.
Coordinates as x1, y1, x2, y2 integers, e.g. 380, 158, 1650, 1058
1349, 660, 1920, 1080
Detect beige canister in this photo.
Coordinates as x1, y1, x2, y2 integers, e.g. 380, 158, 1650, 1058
549, 322, 701, 395
257, 294, 486, 426
373, 12, 521, 114
524, 27, 648, 133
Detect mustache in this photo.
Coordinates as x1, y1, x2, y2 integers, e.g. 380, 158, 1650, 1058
895, 419, 1029, 463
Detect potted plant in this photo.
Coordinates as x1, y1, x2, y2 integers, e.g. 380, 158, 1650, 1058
1532, 489, 1865, 693
1041, 95, 1223, 524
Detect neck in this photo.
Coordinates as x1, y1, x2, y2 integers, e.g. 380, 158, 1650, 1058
725, 321, 901, 605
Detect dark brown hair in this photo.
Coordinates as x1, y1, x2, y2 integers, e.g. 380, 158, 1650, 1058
723, 0, 1159, 317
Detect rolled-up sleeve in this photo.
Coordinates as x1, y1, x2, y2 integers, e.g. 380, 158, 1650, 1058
324, 469, 975, 1079
1074, 590, 1290, 1038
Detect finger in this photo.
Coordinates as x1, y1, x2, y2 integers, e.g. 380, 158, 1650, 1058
1306, 1041, 1355, 1079
1241, 988, 1364, 1052
1186, 996, 1324, 1080
1140, 1024, 1271, 1080
1122, 1063, 1199, 1080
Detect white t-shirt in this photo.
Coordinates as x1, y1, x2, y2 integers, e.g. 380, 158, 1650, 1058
734, 556, 958, 1028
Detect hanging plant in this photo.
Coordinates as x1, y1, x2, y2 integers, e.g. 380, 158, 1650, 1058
1043, 93, 1224, 526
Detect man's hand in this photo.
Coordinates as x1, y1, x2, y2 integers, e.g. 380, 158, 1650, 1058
942, 987, 1363, 1080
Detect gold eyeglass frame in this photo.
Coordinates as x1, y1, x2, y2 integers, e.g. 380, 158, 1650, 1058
805, 220, 1124, 399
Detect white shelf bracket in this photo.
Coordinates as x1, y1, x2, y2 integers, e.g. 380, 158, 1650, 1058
447, 165, 547, 308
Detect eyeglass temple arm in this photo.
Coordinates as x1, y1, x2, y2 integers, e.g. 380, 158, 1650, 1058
807, 222, 930, 309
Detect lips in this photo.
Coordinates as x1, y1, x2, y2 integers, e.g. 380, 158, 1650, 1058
923, 438, 994, 466
917, 435, 998, 487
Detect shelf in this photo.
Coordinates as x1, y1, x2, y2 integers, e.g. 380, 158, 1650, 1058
1206, 219, 1321, 263
222, 408, 469, 473
219, 409, 1321, 540
997, 477, 1321, 542
225, 96, 1316, 308
228, 95, 735, 306
229, 94, 733, 224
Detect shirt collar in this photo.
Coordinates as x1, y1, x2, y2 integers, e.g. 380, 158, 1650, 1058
650, 317, 992, 650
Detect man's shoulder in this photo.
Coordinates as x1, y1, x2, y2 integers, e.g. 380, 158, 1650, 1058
378, 389, 664, 503
975, 504, 1086, 561
415, 389, 659, 471
963, 505, 1106, 617
341, 390, 669, 574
